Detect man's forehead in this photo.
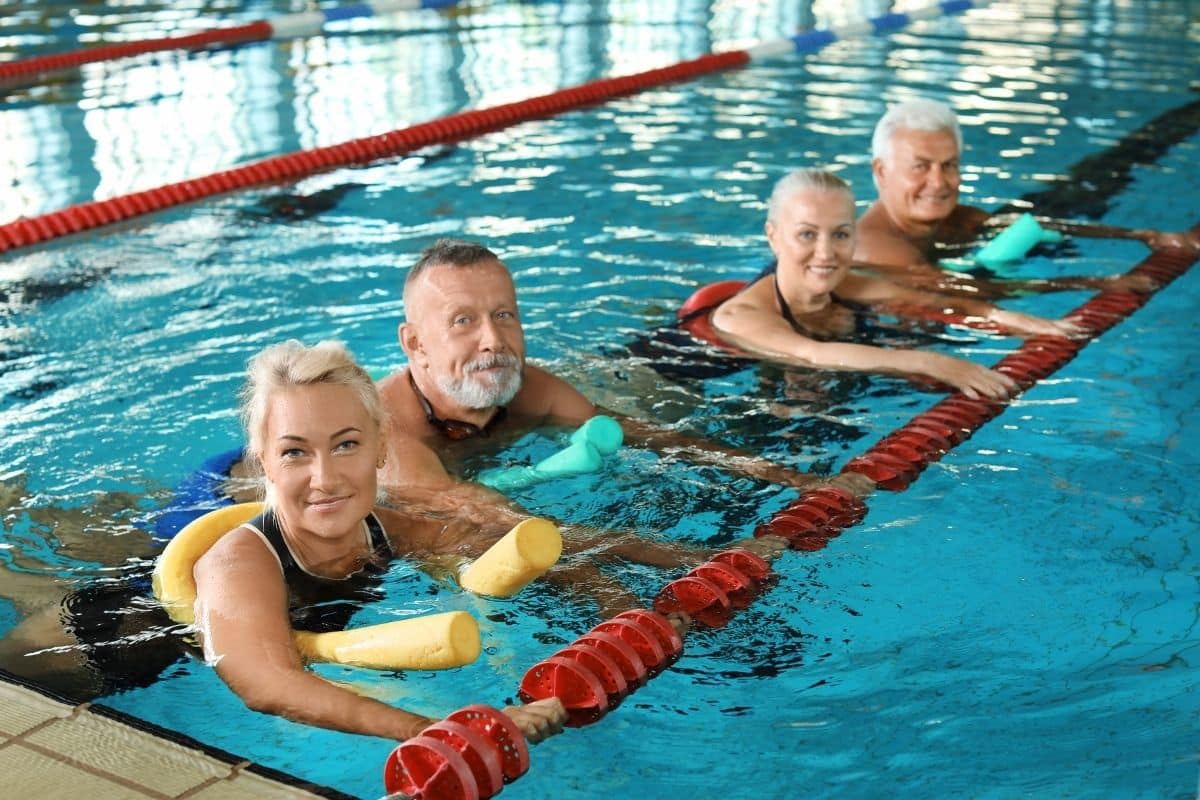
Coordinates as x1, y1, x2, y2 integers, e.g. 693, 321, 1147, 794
414, 260, 516, 305
891, 127, 959, 156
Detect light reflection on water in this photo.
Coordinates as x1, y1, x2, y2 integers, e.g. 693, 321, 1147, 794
1, 0, 1199, 798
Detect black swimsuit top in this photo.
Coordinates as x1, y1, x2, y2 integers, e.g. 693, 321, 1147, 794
743, 261, 875, 343
246, 509, 395, 633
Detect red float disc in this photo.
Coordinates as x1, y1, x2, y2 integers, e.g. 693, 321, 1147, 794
518, 656, 608, 727
555, 643, 629, 705
755, 512, 822, 540
803, 486, 869, 522
444, 705, 530, 783
778, 502, 834, 526
843, 454, 914, 491
383, 735, 480, 800
593, 617, 668, 675
901, 416, 964, 444
710, 549, 771, 584
613, 609, 685, 662
653, 574, 733, 629
574, 630, 649, 687
885, 428, 951, 456
422, 720, 504, 800
687, 561, 757, 609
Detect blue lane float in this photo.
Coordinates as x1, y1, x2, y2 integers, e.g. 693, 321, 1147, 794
478, 416, 624, 493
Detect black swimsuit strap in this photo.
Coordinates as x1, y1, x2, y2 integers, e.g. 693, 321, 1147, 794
773, 273, 804, 333
364, 512, 391, 558
251, 509, 392, 575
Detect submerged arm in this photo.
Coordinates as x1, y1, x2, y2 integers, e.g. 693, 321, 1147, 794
842, 273, 1083, 339
711, 291, 1017, 401
606, 412, 826, 492
193, 529, 437, 740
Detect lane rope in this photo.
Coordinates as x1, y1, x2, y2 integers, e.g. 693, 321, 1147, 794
384, 233, 1200, 799
0, 1, 460, 88
0, 0, 995, 255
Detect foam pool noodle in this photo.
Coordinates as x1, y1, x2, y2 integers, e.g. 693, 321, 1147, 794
478, 415, 624, 492
153, 502, 486, 671
293, 612, 481, 670
974, 212, 1064, 270
460, 517, 563, 598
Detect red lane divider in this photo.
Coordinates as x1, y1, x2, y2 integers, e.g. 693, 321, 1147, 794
838, 243, 1198, 495
0, 50, 749, 256
0, 22, 274, 87
380, 235, 1198, 800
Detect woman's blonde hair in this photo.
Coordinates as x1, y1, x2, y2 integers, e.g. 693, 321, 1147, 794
767, 168, 854, 225
240, 339, 384, 470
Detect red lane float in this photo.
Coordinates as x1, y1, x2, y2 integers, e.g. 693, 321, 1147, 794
381, 235, 1199, 800
0, 22, 274, 88
0, 50, 750, 255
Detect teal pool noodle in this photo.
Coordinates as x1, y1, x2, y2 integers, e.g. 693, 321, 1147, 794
974, 213, 1063, 270
531, 440, 602, 476
478, 416, 620, 492
477, 464, 541, 492
568, 415, 624, 455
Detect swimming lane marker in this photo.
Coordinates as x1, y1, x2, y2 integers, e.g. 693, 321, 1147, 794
0, 0, 996, 255
385, 233, 1198, 800
0, 1, 460, 88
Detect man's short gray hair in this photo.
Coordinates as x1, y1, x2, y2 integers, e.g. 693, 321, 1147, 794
871, 99, 962, 162
767, 168, 854, 225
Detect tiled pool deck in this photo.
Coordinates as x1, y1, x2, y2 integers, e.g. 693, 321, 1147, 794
0, 675, 341, 799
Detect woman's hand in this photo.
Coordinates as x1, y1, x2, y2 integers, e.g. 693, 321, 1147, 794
502, 698, 567, 744
987, 308, 1086, 339
920, 353, 1016, 400
1142, 228, 1200, 253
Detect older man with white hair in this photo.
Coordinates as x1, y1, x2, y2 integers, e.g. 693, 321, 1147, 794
855, 98, 1197, 296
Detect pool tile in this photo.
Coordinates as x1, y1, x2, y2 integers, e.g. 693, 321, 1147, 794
188, 769, 329, 799
0, 742, 141, 800
24, 709, 232, 796
0, 680, 74, 737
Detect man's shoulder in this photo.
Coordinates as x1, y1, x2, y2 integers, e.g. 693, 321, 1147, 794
855, 208, 924, 267
512, 363, 595, 422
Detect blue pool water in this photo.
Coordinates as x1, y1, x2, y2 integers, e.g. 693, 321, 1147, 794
1, 1, 1198, 798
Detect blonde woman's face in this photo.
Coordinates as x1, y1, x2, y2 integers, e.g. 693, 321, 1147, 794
259, 383, 380, 540
765, 188, 856, 296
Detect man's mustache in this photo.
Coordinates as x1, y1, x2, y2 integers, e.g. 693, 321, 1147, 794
465, 354, 521, 373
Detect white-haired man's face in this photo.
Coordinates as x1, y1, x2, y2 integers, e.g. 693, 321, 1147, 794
873, 126, 961, 229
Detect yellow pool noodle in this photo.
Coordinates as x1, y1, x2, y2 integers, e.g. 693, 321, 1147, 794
292, 611, 481, 670
152, 500, 482, 671
153, 502, 264, 625
459, 517, 563, 597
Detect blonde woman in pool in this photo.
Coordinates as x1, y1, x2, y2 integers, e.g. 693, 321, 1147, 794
192, 338, 567, 742
710, 169, 1083, 400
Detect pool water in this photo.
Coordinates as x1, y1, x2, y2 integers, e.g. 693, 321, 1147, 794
2, 1, 1198, 798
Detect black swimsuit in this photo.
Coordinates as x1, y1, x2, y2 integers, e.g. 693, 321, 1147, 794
46, 509, 395, 702
245, 508, 395, 633
745, 261, 875, 343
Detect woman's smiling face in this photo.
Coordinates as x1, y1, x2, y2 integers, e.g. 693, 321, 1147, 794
260, 382, 380, 542
766, 187, 857, 297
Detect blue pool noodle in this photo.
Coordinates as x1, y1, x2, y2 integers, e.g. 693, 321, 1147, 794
479, 416, 624, 492
974, 212, 1063, 270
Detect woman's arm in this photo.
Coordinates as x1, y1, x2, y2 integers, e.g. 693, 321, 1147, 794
712, 294, 1017, 400
838, 273, 1083, 339
194, 526, 567, 742
193, 528, 439, 740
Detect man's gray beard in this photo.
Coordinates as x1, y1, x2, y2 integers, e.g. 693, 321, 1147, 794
437, 355, 523, 409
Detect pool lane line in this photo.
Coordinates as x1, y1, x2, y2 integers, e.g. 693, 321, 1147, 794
0, 0, 995, 256
0, 1, 461, 90
384, 233, 1199, 799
